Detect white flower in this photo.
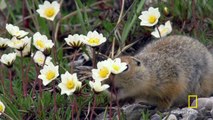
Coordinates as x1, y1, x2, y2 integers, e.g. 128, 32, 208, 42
83, 31, 106, 47
0, 100, 5, 115
58, 72, 82, 96
0, 52, 16, 66
6, 24, 28, 38
0, 37, 9, 49
15, 37, 31, 57
15, 45, 31, 57
32, 51, 52, 66
89, 80, 109, 93
151, 21, 172, 38
36, 1, 60, 21
65, 34, 84, 48
92, 60, 111, 81
138, 7, 160, 26
8, 36, 31, 51
38, 62, 59, 86
108, 58, 127, 74
33, 32, 54, 52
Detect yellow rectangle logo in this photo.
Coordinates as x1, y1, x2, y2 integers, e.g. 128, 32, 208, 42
188, 95, 198, 108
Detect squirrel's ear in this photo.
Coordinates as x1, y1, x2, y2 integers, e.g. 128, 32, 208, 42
131, 57, 141, 66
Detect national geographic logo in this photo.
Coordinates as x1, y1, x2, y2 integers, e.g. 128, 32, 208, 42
188, 95, 198, 108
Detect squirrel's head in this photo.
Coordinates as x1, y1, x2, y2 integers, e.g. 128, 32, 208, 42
115, 56, 142, 78
105, 56, 149, 100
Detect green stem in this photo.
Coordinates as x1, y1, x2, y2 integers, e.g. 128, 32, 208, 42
25, 0, 39, 31
92, 47, 96, 68
75, 96, 80, 120
53, 81, 57, 117
70, 50, 78, 74
121, 0, 145, 44
35, 63, 42, 98
2, 112, 14, 120
109, 86, 113, 120
9, 68, 14, 98
51, 21, 58, 64
0, 52, 5, 92
71, 96, 75, 120
111, 0, 125, 58
21, 51, 27, 97
90, 94, 96, 120
113, 75, 120, 120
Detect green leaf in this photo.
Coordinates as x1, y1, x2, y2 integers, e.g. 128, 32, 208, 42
121, 0, 145, 45
74, 0, 87, 34
103, 20, 115, 32
0, 95, 21, 120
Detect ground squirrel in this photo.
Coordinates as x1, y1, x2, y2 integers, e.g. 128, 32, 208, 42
107, 35, 213, 110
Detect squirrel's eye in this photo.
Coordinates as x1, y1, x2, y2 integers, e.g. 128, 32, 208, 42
131, 57, 141, 66
123, 65, 129, 72
136, 61, 141, 66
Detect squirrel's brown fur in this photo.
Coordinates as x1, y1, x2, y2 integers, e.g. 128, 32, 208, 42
107, 35, 213, 109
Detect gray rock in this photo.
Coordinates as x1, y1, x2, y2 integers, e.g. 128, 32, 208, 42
95, 103, 150, 120
95, 96, 213, 120
181, 108, 198, 120
171, 108, 183, 115
170, 107, 199, 120
162, 114, 177, 120
210, 109, 213, 118
151, 113, 161, 120
122, 103, 145, 120
191, 97, 213, 110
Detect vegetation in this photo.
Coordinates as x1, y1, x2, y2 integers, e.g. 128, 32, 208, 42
0, 0, 212, 119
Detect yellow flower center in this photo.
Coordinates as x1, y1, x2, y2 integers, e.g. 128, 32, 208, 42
88, 38, 100, 45
112, 64, 120, 72
148, 15, 157, 24
160, 28, 169, 35
37, 58, 44, 64
46, 70, 56, 80
36, 40, 45, 49
99, 67, 109, 78
15, 31, 20, 35
66, 80, 75, 89
14, 40, 23, 45
44, 7, 55, 17
0, 104, 4, 112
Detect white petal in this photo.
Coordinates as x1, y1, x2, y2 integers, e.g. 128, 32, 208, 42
101, 84, 110, 90
151, 29, 160, 38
